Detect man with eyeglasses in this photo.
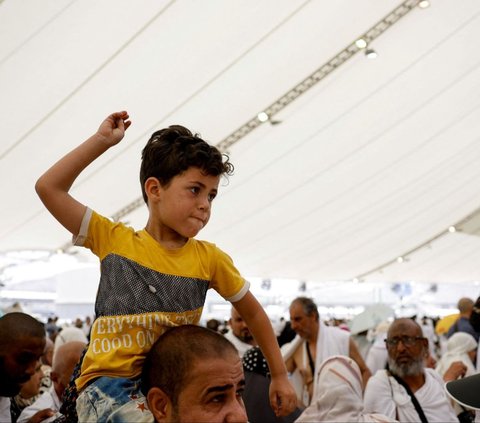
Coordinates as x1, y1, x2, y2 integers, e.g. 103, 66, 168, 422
364, 318, 466, 422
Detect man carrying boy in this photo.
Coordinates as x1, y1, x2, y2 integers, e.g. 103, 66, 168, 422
36, 111, 296, 422
142, 324, 248, 423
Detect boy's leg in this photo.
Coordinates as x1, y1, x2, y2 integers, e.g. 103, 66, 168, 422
76, 376, 153, 423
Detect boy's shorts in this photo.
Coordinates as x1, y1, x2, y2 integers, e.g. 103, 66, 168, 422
76, 376, 154, 423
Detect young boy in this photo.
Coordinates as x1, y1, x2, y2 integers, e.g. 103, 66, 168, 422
36, 111, 296, 422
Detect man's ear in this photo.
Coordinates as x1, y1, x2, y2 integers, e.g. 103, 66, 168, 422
422, 339, 429, 357
147, 387, 172, 422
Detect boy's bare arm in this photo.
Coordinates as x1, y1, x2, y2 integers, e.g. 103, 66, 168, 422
233, 291, 297, 416
35, 111, 131, 236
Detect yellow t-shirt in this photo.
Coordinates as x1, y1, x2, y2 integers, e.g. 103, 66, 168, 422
74, 209, 248, 391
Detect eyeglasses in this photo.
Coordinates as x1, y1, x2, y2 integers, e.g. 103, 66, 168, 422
385, 336, 426, 347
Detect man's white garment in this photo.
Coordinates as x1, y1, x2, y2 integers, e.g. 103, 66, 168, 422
365, 337, 388, 375
282, 320, 349, 403
0, 397, 11, 423
296, 355, 395, 423
363, 368, 458, 422
17, 386, 61, 423
436, 332, 477, 378
224, 329, 254, 357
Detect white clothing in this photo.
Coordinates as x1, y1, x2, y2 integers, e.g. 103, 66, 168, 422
296, 355, 396, 423
282, 321, 350, 405
0, 397, 11, 423
365, 331, 389, 375
352, 333, 373, 360
364, 369, 458, 422
223, 329, 254, 357
17, 386, 62, 423
417, 317, 437, 358
477, 342, 480, 371
436, 332, 477, 417
54, 327, 87, 352
313, 321, 350, 398
436, 332, 477, 378
365, 322, 390, 375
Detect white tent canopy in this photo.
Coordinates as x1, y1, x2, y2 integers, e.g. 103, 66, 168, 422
2, 0, 480, 292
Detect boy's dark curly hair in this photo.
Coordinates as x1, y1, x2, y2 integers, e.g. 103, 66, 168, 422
140, 125, 234, 204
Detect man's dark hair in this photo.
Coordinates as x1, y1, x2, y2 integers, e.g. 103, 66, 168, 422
141, 324, 238, 405
291, 297, 319, 320
139, 125, 234, 203
0, 312, 45, 353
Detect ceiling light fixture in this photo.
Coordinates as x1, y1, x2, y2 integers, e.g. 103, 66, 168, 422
257, 112, 269, 122
418, 0, 430, 9
353, 207, 480, 282
355, 38, 367, 49
365, 48, 378, 59
257, 111, 282, 125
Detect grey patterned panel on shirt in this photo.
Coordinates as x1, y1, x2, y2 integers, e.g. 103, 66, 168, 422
95, 254, 210, 317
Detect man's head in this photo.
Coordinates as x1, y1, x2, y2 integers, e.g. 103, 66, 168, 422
457, 297, 474, 317
140, 126, 234, 205
50, 341, 86, 401
142, 325, 247, 423
0, 312, 46, 396
229, 307, 254, 344
385, 318, 428, 378
289, 297, 319, 341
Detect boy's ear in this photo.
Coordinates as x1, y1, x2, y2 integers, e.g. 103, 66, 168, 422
145, 177, 162, 201
147, 387, 172, 422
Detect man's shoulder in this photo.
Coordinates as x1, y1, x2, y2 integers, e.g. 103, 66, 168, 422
323, 324, 351, 344
326, 324, 351, 336
424, 367, 444, 384
365, 369, 391, 392
364, 370, 393, 405
280, 335, 304, 361
369, 369, 389, 382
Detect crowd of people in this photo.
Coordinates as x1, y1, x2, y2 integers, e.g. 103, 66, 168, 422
2, 293, 480, 422
1, 112, 479, 422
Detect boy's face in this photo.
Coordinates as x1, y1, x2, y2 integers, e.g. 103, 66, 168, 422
151, 166, 220, 239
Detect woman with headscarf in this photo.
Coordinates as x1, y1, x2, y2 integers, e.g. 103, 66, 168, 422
436, 332, 477, 378
436, 332, 477, 421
